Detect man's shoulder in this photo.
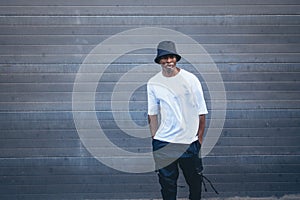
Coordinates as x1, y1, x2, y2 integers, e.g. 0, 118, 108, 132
181, 69, 199, 82
148, 71, 162, 83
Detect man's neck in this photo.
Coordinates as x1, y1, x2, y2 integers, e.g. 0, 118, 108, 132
162, 67, 180, 77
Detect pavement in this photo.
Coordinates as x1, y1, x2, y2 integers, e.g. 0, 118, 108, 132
117, 194, 300, 200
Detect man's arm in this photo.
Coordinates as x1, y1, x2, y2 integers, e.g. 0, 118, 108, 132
148, 115, 158, 139
197, 114, 206, 144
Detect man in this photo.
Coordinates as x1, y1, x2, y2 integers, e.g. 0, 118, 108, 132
147, 41, 208, 200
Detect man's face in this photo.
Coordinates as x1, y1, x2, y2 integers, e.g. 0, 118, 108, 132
159, 55, 177, 71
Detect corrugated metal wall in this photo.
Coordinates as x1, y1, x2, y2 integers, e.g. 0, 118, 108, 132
0, 0, 299, 199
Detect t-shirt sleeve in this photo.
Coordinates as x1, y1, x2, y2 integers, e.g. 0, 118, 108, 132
192, 76, 208, 115
147, 83, 159, 115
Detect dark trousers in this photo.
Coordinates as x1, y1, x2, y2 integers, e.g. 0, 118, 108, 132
152, 139, 203, 200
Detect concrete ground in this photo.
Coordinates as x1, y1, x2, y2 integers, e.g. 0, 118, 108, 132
197, 194, 300, 200
118, 194, 300, 200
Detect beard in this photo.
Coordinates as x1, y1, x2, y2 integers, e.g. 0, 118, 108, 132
161, 62, 178, 76
163, 62, 175, 69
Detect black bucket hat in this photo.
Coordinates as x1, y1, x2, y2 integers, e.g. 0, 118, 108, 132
154, 41, 181, 64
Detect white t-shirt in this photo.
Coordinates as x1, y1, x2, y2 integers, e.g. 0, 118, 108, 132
147, 68, 208, 144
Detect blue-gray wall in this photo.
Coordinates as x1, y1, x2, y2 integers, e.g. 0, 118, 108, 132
0, 0, 299, 199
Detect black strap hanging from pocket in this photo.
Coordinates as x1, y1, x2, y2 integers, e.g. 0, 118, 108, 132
200, 173, 219, 195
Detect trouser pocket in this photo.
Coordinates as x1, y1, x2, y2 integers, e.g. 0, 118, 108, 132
152, 139, 189, 170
